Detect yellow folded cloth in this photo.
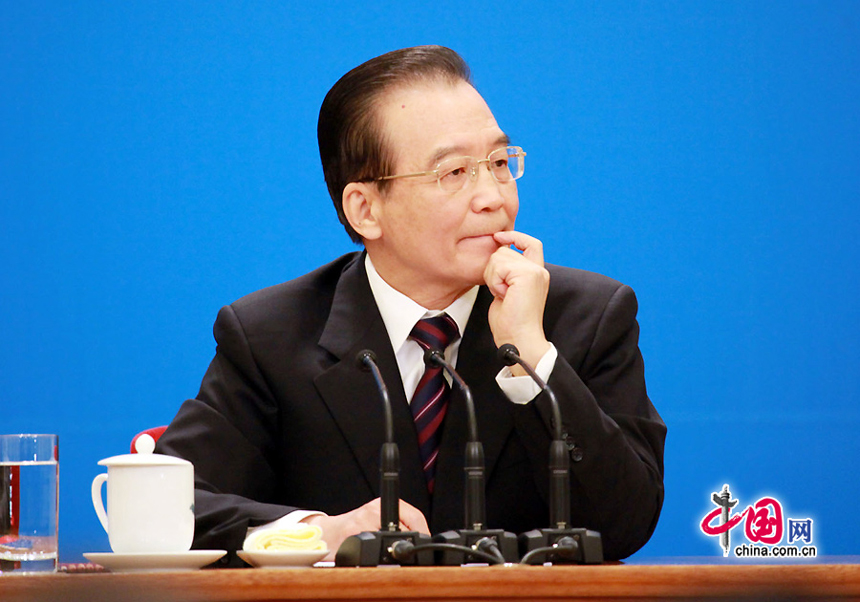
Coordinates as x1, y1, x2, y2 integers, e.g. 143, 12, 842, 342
243, 524, 327, 552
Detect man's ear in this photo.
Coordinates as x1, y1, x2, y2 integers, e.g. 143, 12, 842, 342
342, 182, 382, 241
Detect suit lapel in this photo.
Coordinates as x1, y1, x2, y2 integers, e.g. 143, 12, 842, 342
313, 254, 430, 515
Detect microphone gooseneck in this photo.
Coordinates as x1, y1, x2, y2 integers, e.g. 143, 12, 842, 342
496, 343, 569, 529
423, 349, 478, 442
497, 344, 604, 564
355, 349, 398, 532
422, 349, 519, 564
422, 348, 483, 528
356, 349, 393, 443
497, 344, 562, 441
335, 350, 434, 567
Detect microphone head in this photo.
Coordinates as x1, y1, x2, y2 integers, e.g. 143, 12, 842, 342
355, 349, 378, 371
497, 344, 520, 367
422, 348, 444, 367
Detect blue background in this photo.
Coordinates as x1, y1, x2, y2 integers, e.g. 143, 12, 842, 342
3, 2, 858, 562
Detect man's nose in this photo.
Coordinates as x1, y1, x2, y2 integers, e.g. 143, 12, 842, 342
470, 163, 505, 212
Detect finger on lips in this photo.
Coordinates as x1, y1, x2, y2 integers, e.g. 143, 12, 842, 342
493, 230, 543, 259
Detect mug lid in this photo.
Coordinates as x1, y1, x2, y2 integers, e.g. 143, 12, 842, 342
97, 433, 191, 467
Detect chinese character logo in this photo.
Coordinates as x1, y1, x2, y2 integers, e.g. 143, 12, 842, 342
788, 518, 813, 544
701, 484, 738, 556
700, 484, 815, 558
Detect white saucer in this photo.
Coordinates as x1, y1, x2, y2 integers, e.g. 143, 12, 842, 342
83, 550, 226, 572
237, 549, 328, 568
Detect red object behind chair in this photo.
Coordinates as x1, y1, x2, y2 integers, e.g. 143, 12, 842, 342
130, 426, 169, 453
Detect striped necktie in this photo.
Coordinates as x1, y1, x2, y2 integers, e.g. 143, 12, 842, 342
409, 314, 460, 494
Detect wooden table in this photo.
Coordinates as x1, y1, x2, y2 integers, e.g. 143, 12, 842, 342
3, 561, 860, 601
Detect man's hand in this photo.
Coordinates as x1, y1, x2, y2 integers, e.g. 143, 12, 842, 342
484, 231, 551, 374
301, 498, 429, 561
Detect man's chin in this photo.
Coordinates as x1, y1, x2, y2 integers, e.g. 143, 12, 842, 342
456, 250, 499, 285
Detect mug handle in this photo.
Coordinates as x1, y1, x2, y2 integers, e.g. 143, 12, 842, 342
91, 473, 109, 533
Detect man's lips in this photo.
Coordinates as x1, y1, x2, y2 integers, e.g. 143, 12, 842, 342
458, 234, 501, 249
461, 231, 504, 242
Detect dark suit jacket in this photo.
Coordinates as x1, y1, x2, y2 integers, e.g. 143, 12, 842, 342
157, 252, 666, 563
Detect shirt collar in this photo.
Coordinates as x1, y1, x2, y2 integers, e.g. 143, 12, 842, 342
365, 254, 478, 354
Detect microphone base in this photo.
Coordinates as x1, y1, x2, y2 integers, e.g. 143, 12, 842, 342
519, 527, 604, 564
335, 530, 433, 567
433, 529, 519, 565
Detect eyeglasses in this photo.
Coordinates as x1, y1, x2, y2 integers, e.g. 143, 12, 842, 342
374, 145, 526, 193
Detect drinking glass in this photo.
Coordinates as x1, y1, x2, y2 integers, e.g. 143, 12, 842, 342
0, 434, 59, 573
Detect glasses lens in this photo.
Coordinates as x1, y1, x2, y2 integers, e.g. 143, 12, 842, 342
488, 146, 524, 182
436, 157, 476, 192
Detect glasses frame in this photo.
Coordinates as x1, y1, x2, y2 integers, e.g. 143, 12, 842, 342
374, 145, 526, 193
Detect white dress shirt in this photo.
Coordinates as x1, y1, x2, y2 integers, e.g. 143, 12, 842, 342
365, 255, 557, 403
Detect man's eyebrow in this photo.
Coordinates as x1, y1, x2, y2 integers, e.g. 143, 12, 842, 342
426, 133, 512, 168
427, 145, 466, 168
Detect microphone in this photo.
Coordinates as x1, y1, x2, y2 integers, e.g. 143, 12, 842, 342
497, 344, 603, 565
424, 349, 519, 565
334, 350, 432, 567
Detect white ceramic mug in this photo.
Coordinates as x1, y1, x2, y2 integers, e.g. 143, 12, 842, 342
91, 435, 194, 554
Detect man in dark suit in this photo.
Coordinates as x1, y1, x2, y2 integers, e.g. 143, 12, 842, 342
157, 46, 666, 564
